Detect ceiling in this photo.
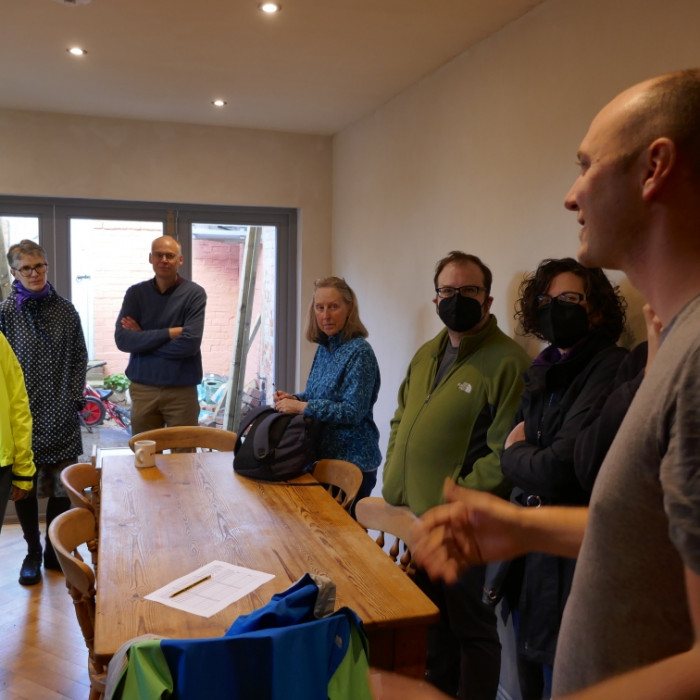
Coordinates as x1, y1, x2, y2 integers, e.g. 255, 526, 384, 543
1, 0, 545, 135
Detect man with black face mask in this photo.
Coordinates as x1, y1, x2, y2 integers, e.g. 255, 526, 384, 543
382, 250, 530, 700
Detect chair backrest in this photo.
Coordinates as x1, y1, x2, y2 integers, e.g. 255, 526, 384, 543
106, 574, 371, 700
61, 462, 99, 514
129, 426, 237, 453
311, 459, 363, 512
355, 497, 416, 575
48, 508, 106, 699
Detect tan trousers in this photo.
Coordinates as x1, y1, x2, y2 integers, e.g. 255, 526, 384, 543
129, 382, 200, 436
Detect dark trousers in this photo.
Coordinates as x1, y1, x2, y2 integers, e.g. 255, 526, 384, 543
14, 470, 70, 561
516, 655, 552, 700
415, 565, 501, 700
513, 609, 553, 700
349, 468, 378, 519
0, 466, 12, 533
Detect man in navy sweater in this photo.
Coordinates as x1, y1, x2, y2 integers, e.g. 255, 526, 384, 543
115, 235, 207, 436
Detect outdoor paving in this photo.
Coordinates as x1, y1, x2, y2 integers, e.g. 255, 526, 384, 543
79, 419, 132, 461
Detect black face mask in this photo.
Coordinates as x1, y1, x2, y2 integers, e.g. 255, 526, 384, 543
437, 295, 484, 333
537, 299, 590, 349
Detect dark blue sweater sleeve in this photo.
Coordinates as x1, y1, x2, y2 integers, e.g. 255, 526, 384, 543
152, 286, 206, 360
114, 285, 171, 353
114, 282, 206, 358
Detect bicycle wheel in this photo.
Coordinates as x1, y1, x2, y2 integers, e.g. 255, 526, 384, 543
80, 396, 106, 426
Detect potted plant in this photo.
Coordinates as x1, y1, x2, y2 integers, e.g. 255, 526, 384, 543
104, 373, 131, 404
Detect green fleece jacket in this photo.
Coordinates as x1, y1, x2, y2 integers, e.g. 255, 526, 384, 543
382, 316, 530, 516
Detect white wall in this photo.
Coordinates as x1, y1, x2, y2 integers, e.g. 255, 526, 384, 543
0, 110, 333, 387
2, 0, 698, 467
332, 0, 700, 466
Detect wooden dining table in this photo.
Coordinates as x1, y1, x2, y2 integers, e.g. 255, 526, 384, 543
94, 451, 438, 677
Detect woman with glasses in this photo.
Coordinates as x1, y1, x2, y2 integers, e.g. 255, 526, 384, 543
273, 276, 381, 512
0, 239, 87, 586
498, 257, 627, 700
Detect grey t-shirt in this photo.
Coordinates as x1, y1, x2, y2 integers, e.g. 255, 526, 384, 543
553, 293, 700, 695
432, 342, 458, 390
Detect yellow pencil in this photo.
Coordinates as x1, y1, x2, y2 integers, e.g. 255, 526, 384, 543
169, 574, 212, 598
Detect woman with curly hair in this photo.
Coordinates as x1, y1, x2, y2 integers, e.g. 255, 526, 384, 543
499, 257, 628, 699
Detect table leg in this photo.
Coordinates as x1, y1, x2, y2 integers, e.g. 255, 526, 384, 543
367, 625, 427, 679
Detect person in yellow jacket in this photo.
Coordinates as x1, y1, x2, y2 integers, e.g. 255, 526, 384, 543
0, 331, 35, 532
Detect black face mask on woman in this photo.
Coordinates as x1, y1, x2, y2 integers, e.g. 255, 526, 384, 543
437, 295, 484, 333
537, 299, 590, 349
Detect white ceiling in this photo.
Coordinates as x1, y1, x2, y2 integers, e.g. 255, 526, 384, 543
0, 0, 545, 135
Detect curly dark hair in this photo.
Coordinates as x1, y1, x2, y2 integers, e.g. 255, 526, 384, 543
515, 258, 626, 343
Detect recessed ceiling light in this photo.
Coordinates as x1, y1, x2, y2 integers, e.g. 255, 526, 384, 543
67, 47, 87, 56
259, 3, 280, 13
211, 99, 227, 108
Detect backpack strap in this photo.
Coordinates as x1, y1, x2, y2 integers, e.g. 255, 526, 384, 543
252, 411, 289, 460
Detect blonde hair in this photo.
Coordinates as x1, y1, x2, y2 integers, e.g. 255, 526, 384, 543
305, 276, 368, 343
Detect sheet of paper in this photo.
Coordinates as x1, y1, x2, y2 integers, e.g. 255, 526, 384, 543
146, 560, 275, 618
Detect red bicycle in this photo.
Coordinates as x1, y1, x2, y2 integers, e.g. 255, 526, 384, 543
79, 362, 131, 433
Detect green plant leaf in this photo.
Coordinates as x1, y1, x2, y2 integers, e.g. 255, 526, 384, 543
104, 373, 131, 392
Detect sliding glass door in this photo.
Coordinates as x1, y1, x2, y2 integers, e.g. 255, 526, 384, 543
0, 196, 298, 424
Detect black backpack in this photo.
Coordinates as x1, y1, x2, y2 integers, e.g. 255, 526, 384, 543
233, 405, 319, 481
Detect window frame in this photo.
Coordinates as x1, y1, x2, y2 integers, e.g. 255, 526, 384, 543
0, 194, 298, 393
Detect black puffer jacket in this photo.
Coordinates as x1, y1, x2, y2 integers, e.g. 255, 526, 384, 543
501, 333, 627, 664
574, 341, 648, 492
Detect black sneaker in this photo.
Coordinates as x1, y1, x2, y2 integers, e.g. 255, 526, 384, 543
19, 552, 43, 585
43, 544, 62, 572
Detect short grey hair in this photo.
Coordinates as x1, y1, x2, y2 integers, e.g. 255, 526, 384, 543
7, 239, 47, 268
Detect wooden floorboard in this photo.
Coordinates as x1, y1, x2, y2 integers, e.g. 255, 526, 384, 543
0, 523, 92, 700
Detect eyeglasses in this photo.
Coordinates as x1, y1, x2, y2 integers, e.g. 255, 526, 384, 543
12, 262, 48, 278
152, 252, 178, 261
536, 291, 587, 307
435, 285, 486, 299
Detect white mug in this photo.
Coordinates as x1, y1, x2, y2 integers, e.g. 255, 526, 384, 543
134, 440, 157, 468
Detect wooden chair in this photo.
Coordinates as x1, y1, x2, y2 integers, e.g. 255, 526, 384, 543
48, 508, 105, 700
61, 462, 99, 515
60, 462, 100, 567
311, 459, 363, 512
355, 497, 416, 575
128, 426, 237, 453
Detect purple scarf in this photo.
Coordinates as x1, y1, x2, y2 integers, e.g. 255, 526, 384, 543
531, 335, 589, 368
13, 279, 51, 310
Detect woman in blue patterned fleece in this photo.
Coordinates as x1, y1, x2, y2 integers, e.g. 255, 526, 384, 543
273, 276, 381, 510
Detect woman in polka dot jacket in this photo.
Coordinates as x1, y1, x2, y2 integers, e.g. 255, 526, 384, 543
0, 239, 87, 586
